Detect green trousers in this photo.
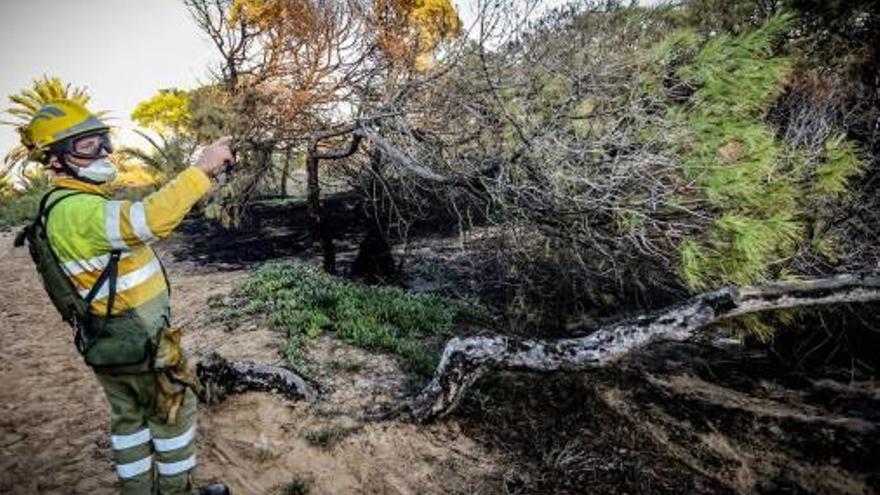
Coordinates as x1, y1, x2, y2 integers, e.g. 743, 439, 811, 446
95, 371, 198, 495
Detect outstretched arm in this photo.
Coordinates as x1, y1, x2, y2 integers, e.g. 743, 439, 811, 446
102, 136, 233, 250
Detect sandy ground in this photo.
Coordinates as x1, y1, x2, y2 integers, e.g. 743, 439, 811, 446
4, 209, 879, 495
0, 231, 502, 494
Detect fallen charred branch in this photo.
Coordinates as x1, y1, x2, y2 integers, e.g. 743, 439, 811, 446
196, 352, 315, 403
409, 271, 880, 422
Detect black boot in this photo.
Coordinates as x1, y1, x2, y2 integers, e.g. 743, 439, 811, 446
199, 484, 231, 495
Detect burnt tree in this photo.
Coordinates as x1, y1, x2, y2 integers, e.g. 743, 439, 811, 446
306, 125, 361, 274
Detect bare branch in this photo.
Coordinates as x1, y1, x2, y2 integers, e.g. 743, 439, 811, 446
409, 271, 880, 422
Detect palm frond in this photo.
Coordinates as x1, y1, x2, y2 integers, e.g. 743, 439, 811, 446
1, 76, 98, 181
4, 76, 94, 125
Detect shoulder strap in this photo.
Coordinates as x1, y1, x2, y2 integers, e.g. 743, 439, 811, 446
15, 189, 78, 248
39, 187, 122, 319
83, 250, 121, 305
38, 188, 106, 226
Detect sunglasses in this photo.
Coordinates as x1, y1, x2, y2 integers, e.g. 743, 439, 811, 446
53, 132, 114, 159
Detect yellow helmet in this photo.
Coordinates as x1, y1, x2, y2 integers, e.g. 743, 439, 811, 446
19, 100, 109, 162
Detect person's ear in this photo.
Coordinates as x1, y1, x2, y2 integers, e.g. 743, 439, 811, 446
45, 153, 65, 173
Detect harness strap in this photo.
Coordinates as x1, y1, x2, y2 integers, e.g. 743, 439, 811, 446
39, 188, 122, 331
16, 189, 80, 247
40, 189, 88, 222
104, 250, 121, 318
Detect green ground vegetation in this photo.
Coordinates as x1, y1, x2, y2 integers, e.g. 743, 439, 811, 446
213, 261, 483, 376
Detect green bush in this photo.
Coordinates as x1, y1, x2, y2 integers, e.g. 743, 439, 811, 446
657, 14, 864, 290
217, 261, 481, 376
0, 177, 48, 231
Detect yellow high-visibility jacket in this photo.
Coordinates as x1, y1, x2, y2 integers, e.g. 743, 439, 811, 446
45, 167, 212, 316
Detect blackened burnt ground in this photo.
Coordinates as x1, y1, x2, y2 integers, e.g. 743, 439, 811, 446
166, 197, 880, 494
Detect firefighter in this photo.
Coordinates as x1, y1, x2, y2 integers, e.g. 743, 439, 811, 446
18, 99, 232, 495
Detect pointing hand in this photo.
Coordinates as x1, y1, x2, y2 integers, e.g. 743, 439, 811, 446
194, 136, 235, 177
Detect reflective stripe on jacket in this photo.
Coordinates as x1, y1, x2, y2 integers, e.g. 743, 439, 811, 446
45, 167, 213, 316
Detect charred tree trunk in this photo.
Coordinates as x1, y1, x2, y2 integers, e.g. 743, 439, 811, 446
351, 147, 399, 284
305, 144, 335, 274
304, 120, 498, 276
280, 145, 293, 197
306, 126, 361, 275
409, 272, 880, 422
350, 226, 398, 284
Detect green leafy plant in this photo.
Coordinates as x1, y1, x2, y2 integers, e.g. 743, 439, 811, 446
659, 14, 863, 291
220, 261, 483, 376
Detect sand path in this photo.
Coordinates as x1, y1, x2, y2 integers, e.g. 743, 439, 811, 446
0, 231, 500, 494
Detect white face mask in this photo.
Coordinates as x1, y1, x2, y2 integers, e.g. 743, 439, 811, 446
75, 158, 118, 184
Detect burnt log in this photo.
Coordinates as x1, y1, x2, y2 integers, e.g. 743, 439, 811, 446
196, 352, 314, 403
409, 271, 880, 422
